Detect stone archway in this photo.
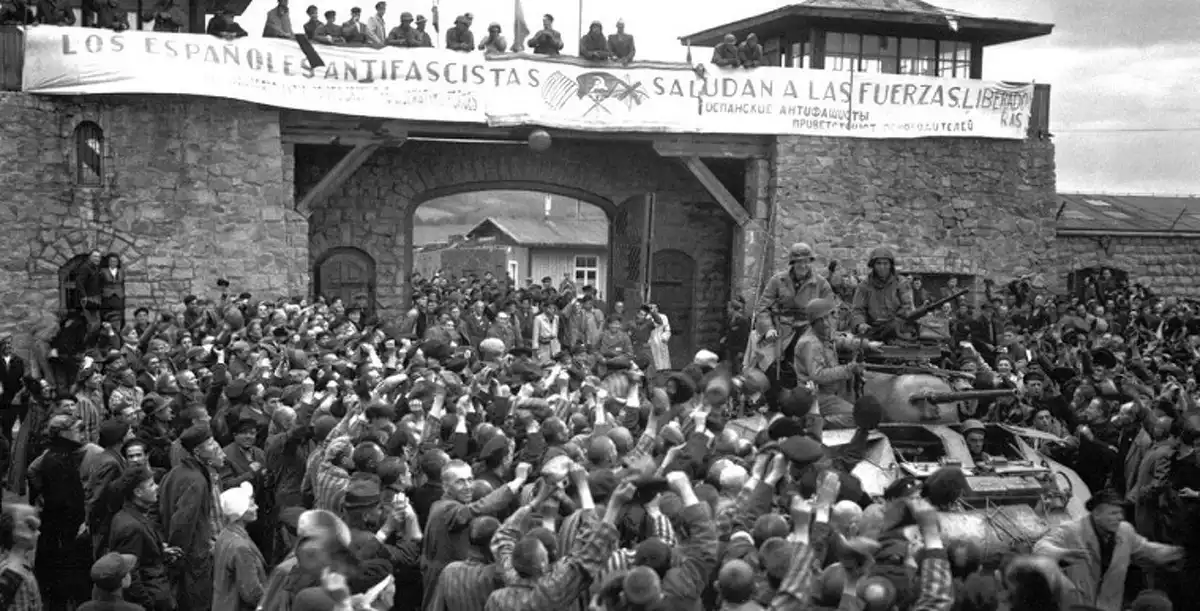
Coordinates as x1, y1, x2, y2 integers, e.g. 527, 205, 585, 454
299, 139, 736, 351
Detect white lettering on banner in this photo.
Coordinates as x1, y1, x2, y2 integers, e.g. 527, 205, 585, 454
22, 27, 1034, 139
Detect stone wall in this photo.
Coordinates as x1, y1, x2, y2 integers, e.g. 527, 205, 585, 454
0, 93, 306, 356
297, 140, 734, 353
1055, 235, 1200, 298
764, 136, 1058, 304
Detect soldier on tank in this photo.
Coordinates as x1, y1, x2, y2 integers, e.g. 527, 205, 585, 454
755, 243, 834, 388
794, 298, 880, 428
849, 247, 914, 341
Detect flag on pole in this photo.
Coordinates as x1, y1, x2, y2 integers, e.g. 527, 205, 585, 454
431, 0, 439, 33
511, 0, 530, 52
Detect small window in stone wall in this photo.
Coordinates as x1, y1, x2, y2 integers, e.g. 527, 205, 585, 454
59, 254, 91, 313
74, 121, 104, 186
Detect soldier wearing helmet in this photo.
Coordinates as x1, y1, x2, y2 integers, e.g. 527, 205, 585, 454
794, 298, 877, 428
754, 242, 834, 387
850, 247, 914, 340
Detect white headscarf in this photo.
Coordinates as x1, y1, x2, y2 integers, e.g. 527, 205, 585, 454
220, 482, 255, 520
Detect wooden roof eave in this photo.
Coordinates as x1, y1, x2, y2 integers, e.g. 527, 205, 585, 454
679, 7, 1052, 47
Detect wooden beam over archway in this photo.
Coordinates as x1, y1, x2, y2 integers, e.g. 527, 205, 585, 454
678, 156, 751, 226
296, 141, 395, 216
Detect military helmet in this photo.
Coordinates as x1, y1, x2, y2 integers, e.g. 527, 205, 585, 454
788, 242, 814, 262
867, 247, 895, 266
805, 298, 836, 321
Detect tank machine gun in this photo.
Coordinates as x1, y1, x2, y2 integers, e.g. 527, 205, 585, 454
862, 288, 970, 363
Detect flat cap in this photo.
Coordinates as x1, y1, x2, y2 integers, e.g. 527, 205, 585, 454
779, 435, 825, 467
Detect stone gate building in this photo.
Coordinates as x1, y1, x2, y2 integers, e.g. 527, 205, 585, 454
2, 2, 1183, 361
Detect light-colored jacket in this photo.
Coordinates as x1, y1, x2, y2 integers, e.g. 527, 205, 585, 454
365, 14, 386, 45
1033, 515, 1179, 611
532, 313, 560, 362
214, 522, 266, 611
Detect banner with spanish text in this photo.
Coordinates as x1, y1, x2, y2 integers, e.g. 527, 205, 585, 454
22, 27, 1035, 139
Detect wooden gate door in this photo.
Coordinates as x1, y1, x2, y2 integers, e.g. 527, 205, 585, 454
650, 249, 696, 369
607, 194, 654, 313
316, 248, 376, 314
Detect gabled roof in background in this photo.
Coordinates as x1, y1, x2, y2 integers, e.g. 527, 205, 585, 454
1056, 193, 1200, 233
413, 224, 476, 247
467, 217, 607, 248
680, 0, 1053, 47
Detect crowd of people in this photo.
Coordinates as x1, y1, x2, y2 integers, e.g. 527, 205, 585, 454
0, 242, 1195, 611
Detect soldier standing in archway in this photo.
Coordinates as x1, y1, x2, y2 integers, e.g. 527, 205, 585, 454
754, 242, 834, 388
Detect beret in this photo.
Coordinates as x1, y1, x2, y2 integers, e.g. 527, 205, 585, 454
479, 435, 509, 463
420, 340, 452, 362
179, 423, 213, 452
312, 416, 338, 442
344, 477, 382, 509
588, 469, 618, 501
226, 378, 250, 401
778, 385, 815, 418
1091, 348, 1118, 369
605, 355, 632, 371
443, 357, 470, 374
853, 395, 884, 430
779, 435, 825, 467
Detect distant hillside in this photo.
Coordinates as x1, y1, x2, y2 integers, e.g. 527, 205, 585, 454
416, 190, 607, 225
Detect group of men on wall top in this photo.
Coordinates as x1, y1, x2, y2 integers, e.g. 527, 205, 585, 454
711, 32, 765, 68
244, 0, 639, 63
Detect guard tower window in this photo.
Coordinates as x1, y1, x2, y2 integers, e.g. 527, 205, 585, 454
938, 40, 972, 78
74, 121, 104, 186
827, 34, 966, 77
899, 38, 938, 76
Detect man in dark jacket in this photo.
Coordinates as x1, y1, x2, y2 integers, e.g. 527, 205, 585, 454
0, 334, 26, 441
85, 420, 129, 556
109, 465, 178, 611
159, 424, 225, 611
77, 250, 104, 332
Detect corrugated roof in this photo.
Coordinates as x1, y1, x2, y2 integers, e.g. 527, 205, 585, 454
467, 217, 607, 247
1056, 193, 1200, 233
413, 224, 475, 247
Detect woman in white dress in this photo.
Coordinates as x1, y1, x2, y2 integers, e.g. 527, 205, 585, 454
532, 301, 561, 362
646, 303, 672, 371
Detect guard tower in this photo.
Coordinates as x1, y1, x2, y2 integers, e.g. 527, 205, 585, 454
680, 0, 1053, 80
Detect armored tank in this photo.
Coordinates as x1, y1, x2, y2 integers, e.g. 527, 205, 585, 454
826, 420, 1090, 565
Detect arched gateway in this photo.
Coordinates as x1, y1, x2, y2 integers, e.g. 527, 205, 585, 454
295, 125, 769, 353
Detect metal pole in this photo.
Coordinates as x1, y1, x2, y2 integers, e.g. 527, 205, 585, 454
576, 0, 583, 53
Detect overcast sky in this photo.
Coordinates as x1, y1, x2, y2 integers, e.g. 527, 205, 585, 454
250, 0, 1200, 195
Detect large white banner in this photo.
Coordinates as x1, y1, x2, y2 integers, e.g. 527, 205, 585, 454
23, 27, 1035, 139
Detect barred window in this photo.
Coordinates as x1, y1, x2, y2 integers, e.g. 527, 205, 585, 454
74, 121, 104, 186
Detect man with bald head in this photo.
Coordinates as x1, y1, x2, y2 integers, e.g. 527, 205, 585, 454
607, 19, 635, 63
587, 435, 618, 470
716, 559, 759, 609
831, 500, 863, 537
420, 459, 531, 609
